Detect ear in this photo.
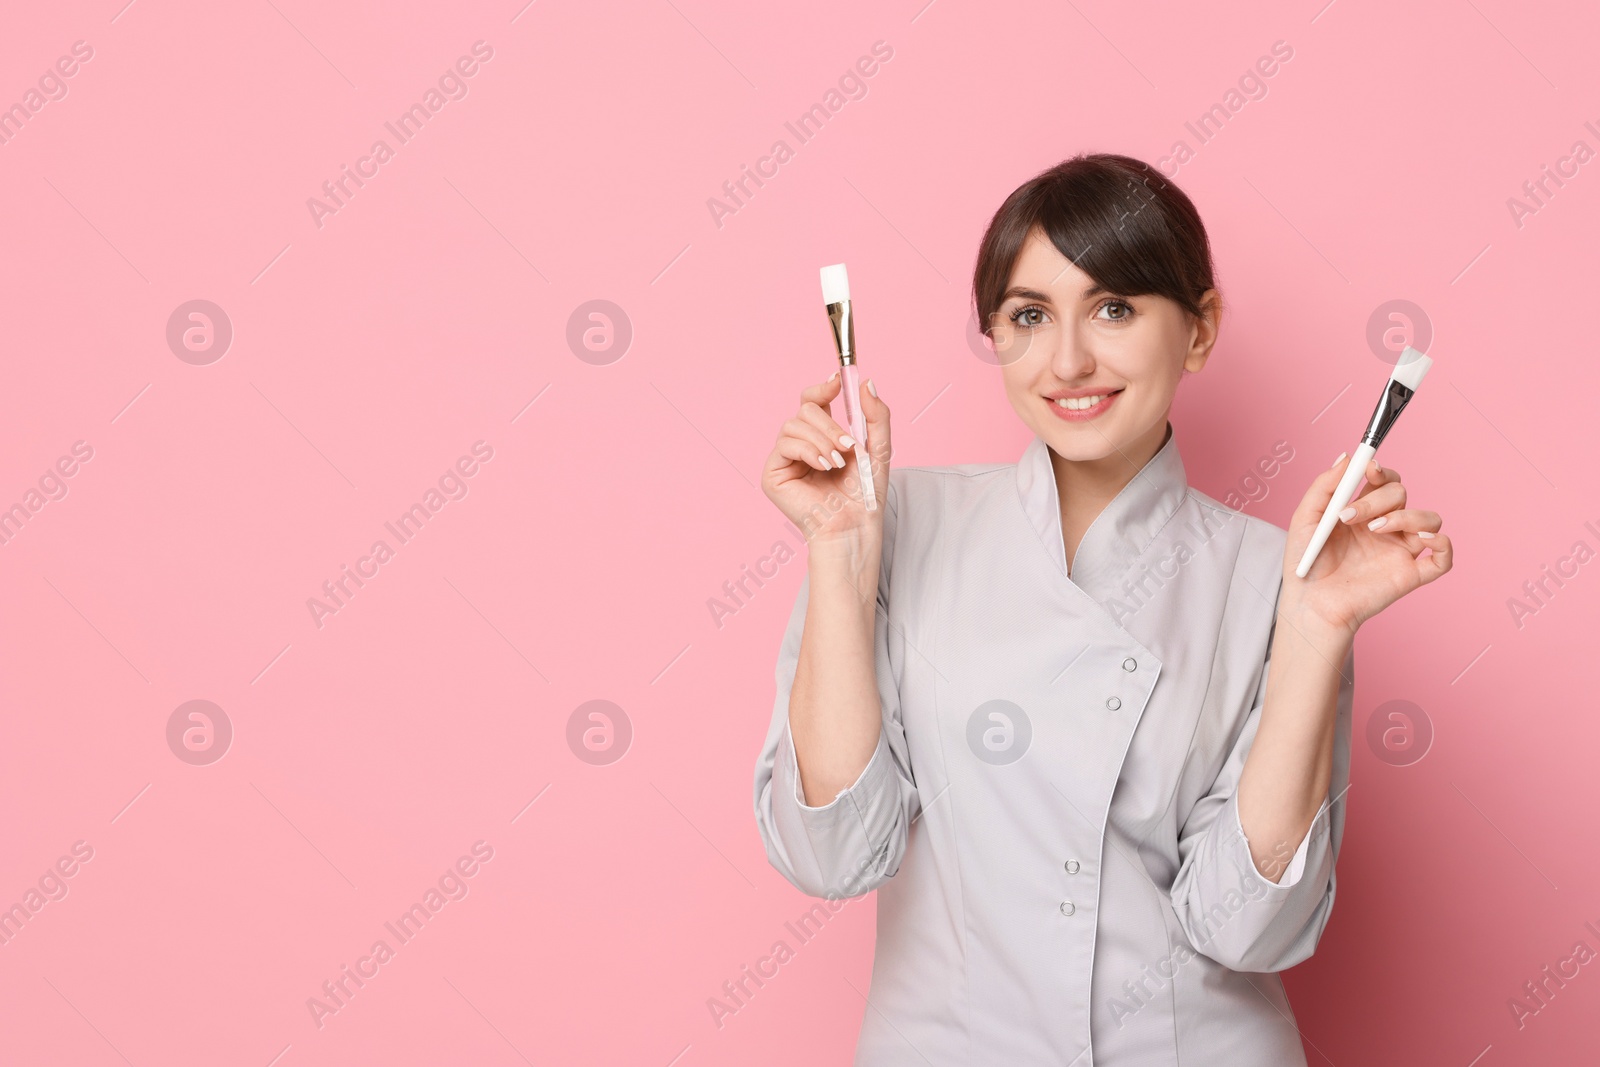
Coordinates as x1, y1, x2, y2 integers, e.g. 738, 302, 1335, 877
1183, 289, 1221, 373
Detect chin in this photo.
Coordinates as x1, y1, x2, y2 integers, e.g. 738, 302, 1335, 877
1040, 429, 1123, 462
1037, 409, 1163, 463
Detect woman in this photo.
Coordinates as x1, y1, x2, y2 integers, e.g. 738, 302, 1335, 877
751, 153, 1452, 1065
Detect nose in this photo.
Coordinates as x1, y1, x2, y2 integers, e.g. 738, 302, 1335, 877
1047, 324, 1097, 381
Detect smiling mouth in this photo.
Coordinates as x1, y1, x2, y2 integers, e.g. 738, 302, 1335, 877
1053, 391, 1120, 411
1046, 389, 1123, 419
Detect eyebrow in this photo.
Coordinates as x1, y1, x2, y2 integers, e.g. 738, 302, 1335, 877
1000, 284, 1108, 303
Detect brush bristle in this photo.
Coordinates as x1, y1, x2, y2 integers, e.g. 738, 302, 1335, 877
1392, 346, 1433, 391
820, 263, 850, 305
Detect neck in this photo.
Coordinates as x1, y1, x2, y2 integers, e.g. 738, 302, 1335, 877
1051, 418, 1172, 572
1051, 418, 1171, 506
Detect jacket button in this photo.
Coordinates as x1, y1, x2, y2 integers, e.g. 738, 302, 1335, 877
1106, 696, 1122, 710
1064, 859, 1080, 874
1060, 900, 1075, 916
1122, 657, 1137, 672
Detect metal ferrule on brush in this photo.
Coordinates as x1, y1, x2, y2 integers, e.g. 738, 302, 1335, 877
825, 300, 856, 365
1361, 379, 1419, 449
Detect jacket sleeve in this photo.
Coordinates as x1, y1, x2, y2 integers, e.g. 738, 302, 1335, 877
752, 479, 919, 900
1168, 620, 1355, 973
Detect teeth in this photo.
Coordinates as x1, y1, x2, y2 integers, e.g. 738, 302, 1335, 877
1056, 393, 1111, 410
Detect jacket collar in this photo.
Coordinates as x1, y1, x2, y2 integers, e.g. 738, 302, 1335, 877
1015, 419, 1190, 600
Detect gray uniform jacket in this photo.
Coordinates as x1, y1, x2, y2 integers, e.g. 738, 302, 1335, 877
752, 421, 1354, 1066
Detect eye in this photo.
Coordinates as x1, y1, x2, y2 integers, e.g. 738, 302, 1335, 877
1095, 299, 1135, 322
1007, 304, 1049, 328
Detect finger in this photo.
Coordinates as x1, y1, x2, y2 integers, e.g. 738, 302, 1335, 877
765, 439, 820, 481
1314, 451, 1400, 497
780, 420, 847, 471
860, 376, 891, 466
797, 399, 857, 453
1362, 507, 1440, 535
1345, 456, 1398, 506
763, 440, 836, 500
1338, 480, 1406, 527
1362, 508, 1440, 558
800, 370, 844, 408
1296, 450, 1367, 526
1412, 529, 1453, 586
773, 435, 830, 474
1363, 455, 1400, 487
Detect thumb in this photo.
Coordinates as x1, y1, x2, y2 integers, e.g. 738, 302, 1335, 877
1303, 449, 1370, 520
860, 376, 890, 462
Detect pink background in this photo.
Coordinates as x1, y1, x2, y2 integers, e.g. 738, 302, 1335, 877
1, 0, 1596, 1063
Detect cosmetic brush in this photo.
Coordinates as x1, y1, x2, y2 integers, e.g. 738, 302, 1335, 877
821, 263, 878, 512
1295, 345, 1433, 578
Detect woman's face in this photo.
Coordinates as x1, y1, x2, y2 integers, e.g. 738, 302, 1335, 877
992, 226, 1219, 463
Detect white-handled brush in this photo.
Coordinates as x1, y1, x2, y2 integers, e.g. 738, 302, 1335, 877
1296, 346, 1433, 578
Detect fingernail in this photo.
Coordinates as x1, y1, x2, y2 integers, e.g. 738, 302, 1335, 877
831, 449, 845, 468
817, 455, 829, 469
829, 370, 839, 382
867, 378, 878, 398
1367, 516, 1387, 530
1339, 506, 1357, 522
1417, 530, 1435, 539
839, 435, 855, 448
1332, 451, 1347, 467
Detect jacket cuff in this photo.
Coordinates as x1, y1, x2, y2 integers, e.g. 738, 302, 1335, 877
1230, 789, 1334, 889
765, 720, 902, 897
779, 718, 894, 819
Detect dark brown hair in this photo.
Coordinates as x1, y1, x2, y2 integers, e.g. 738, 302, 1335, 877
972, 153, 1219, 336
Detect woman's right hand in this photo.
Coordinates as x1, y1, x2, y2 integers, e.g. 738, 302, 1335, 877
761, 371, 891, 545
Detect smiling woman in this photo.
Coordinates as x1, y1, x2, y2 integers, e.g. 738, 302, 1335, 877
755, 152, 1452, 1065
974, 156, 1222, 570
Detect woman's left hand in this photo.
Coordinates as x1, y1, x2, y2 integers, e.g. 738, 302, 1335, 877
1284, 450, 1454, 637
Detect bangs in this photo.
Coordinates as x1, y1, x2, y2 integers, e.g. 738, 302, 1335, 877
973, 154, 1215, 333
